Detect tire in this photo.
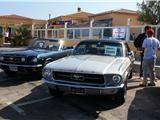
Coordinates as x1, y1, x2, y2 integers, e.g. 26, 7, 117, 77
128, 69, 133, 79
4, 70, 16, 76
115, 89, 125, 104
48, 87, 64, 97
114, 82, 127, 104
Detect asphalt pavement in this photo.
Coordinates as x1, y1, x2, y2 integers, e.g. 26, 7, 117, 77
0, 69, 160, 120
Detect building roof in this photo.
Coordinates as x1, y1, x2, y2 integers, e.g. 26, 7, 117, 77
91, 9, 138, 17
50, 11, 94, 21
32, 19, 47, 25
0, 14, 47, 25
0, 14, 33, 20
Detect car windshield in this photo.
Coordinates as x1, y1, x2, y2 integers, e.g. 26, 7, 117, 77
73, 41, 123, 57
29, 39, 60, 51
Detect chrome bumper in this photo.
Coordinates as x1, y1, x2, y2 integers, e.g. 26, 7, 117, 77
42, 78, 125, 95
0, 62, 43, 73
0, 62, 43, 67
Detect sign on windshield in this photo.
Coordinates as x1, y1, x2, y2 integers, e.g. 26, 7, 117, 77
105, 45, 117, 56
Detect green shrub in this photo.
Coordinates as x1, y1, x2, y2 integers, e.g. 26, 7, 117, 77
11, 26, 31, 46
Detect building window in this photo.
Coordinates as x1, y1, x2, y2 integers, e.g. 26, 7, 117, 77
94, 18, 113, 27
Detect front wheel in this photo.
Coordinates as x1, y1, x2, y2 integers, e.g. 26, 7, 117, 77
114, 82, 127, 104
114, 89, 125, 104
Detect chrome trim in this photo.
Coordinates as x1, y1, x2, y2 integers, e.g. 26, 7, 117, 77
0, 62, 43, 67
42, 78, 124, 89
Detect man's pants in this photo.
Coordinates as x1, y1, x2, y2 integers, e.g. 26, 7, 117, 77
140, 53, 143, 77
142, 58, 156, 85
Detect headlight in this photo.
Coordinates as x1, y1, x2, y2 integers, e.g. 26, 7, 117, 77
0, 56, 4, 61
112, 75, 122, 84
42, 69, 52, 78
21, 57, 26, 62
32, 57, 38, 63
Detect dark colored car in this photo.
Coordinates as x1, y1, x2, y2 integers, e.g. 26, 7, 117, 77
0, 38, 78, 76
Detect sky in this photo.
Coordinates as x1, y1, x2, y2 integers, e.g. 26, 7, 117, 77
0, 0, 143, 20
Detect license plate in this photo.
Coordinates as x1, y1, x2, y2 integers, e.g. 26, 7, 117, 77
71, 87, 85, 94
9, 65, 18, 71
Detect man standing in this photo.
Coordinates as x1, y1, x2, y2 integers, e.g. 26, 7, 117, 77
140, 28, 160, 86
134, 26, 151, 78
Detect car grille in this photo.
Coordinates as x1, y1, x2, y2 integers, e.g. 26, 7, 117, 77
2, 56, 25, 63
53, 71, 105, 85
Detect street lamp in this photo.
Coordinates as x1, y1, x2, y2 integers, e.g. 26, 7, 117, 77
49, 14, 51, 20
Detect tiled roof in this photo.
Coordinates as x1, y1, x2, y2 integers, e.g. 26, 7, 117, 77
0, 14, 33, 20
50, 12, 94, 21
32, 19, 47, 24
0, 14, 47, 25
91, 9, 138, 17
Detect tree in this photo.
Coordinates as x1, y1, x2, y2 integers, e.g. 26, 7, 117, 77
137, 0, 160, 25
12, 25, 31, 46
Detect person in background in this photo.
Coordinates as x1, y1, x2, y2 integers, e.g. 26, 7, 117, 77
134, 26, 152, 78
140, 28, 160, 87
4, 29, 9, 43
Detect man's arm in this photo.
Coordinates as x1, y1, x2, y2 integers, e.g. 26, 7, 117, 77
141, 38, 147, 51
156, 39, 160, 50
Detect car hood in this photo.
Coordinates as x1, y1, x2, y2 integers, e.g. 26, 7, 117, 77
0, 49, 57, 57
46, 55, 131, 74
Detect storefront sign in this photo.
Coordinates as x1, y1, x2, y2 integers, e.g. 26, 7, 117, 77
112, 27, 126, 39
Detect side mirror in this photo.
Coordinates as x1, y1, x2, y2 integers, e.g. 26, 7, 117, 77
128, 51, 135, 62
128, 51, 134, 56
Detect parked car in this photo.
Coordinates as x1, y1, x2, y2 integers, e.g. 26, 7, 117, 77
0, 38, 79, 76
42, 40, 135, 102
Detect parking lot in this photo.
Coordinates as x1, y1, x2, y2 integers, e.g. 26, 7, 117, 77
0, 69, 160, 120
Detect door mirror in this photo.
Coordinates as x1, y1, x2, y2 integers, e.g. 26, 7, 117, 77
128, 51, 135, 62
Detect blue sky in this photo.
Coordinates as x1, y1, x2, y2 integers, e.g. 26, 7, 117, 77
0, 0, 143, 20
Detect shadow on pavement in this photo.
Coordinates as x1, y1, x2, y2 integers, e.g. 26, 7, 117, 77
0, 84, 123, 120
128, 87, 160, 120
0, 70, 41, 87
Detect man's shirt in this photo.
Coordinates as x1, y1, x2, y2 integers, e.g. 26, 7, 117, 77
134, 33, 147, 48
142, 37, 160, 59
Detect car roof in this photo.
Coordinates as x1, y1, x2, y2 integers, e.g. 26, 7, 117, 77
33, 38, 126, 45
78, 39, 126, 44
33, 38, 83, 46
33, 38, 60, 42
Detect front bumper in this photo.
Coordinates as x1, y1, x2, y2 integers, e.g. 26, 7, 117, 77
42, 78, 125, 95
0, 62, 43, 73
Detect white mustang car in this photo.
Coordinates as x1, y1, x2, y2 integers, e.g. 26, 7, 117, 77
42, 40, 134, 102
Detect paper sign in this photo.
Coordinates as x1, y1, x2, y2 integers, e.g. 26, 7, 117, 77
112, 27, 126, 39
105, 45, 117, 56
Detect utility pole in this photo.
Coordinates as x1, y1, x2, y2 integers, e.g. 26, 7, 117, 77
126, 18, 131, 41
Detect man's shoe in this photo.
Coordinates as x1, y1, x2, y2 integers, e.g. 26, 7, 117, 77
148, 83, 156, 86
